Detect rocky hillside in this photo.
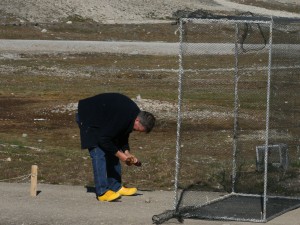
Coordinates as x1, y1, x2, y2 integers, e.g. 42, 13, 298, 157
0, 0, 299, 24
0, 0, 226, 23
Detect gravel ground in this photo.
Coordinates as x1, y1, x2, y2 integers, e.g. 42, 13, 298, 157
0, 0, 299, 24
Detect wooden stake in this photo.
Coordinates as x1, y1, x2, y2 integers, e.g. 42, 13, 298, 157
30, 165, 38, 197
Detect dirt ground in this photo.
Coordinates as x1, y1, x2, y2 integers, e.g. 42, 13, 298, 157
1, 0, 300, 192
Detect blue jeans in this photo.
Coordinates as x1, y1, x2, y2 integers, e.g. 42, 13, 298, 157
88, 146, 122, 196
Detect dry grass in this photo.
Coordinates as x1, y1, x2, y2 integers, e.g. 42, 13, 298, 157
0, 20, 179, 42
0, 18, 299, 196
0, 50, 180, 189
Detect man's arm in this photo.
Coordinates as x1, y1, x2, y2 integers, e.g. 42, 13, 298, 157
115, 150, 128, 162
124, 150, 132, 157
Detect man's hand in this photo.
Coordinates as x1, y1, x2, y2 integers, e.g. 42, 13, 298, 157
125, 156, 142, 167
124, 150, 142, 167
115, 150, 142, 167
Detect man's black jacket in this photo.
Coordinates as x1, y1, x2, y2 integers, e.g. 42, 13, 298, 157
77, 93, 140, 153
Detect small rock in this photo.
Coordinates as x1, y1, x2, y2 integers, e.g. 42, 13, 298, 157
66, 21, 72, 24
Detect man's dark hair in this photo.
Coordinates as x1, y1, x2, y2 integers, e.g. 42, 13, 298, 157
137, 111, 156, 133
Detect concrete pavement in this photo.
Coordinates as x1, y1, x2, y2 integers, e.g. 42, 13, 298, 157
1, 182, 300, 225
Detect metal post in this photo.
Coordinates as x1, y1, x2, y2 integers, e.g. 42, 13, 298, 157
173, 18, 185, 209
232, 23, 240, 194
263, 17, 273, 222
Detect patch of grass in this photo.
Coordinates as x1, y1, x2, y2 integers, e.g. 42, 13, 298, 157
0, 21, 299, 196
0, 22, 180, 41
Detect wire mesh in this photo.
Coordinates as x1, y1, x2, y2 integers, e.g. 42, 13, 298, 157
267, 19, 300, 198
154, 16, 300, 224
177, 16, 273, 196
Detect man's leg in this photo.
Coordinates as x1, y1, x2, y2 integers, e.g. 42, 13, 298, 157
106, 152, 137, 196
106, 152, 122, 192
89, 146, 109, 196
89, 147, 121, 201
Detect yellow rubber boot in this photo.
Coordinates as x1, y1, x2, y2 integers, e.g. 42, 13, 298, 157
117, 186, 137, 196
98, 190, 121, 202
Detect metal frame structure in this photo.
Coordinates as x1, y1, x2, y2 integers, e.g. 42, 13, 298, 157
173, 16, 300, 223
256, 144, 289, 172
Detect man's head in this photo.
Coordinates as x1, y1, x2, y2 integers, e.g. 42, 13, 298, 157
133, 111, 156, 133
